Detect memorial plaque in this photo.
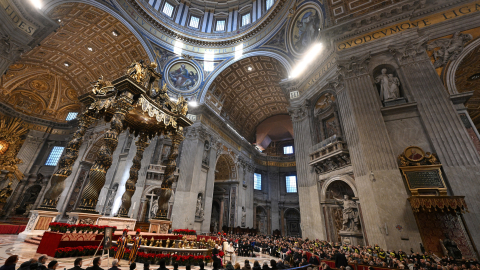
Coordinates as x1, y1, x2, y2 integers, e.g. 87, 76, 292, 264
404, 169, 444, 189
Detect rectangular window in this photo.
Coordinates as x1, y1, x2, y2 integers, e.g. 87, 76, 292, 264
216, 20, 226, 31
241, 13, 250, 27
266, 0, 274, 10
162, 2, 174, 17
189, 16, 200, 28
254, 173, 262, 190
45, 146, 65, 166
284, 146, 293, 154
66, 112, 78, 121
286, 176, 297, 193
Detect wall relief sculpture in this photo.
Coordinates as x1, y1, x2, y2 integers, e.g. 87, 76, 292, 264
427, 31, 473, 68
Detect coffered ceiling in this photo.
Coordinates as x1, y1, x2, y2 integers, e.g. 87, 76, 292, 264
205, 56, 288, 142
327, 0, 408, 26
0, 3, 149, 122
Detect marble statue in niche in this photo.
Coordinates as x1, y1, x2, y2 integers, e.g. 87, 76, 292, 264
150, 197, 159, 219
195, 193, 204, 219
334, 195, 360, 232
202, 140, 210, 166
324, 116, 340, 138
375, 68, 401, 102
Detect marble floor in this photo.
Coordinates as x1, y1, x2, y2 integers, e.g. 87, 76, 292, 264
0, 235, 278, 270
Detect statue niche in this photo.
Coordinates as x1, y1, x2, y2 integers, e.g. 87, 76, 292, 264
325, 180, 363, 245
195, 193, 204, 220
373, 64, 406, 107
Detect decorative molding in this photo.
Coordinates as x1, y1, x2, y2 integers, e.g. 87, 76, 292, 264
288, 100, 310, 122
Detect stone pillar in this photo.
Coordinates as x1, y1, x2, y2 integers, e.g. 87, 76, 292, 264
332, 52, 421, 250
75, 97, 132, 213
118, 135, 149, 217
154, 129, 184, 220
390, 44, 480, 249
38, 110, 97, 211
219, 199, 224, 231
253, 203, 257, 229
280, 208, 285, 236
266, 206, 271, 235
289, 101, 325, 240
200, 135, 221, 233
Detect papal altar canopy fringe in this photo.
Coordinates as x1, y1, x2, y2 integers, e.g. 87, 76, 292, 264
408, 196, 469, 213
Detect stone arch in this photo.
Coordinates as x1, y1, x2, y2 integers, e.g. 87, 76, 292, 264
284, 208, 301, 236
255, 205, 268, 234
200, 50, 292, 104
444, 36, 480, 95
214, 153, 237, 181
321, 175, 357, 201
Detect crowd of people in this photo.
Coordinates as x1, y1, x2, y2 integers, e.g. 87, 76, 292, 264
2, 234, 479, 270
211, 233, 479, 270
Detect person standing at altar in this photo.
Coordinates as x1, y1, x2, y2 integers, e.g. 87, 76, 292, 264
114, 229, 129, 265
129, 229, 143, 264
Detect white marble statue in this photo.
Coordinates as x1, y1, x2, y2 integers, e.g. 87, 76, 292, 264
150, 198, 159, 219
375, 68, 400, 101
334, 195, 360, 231
195, 195, 204, 218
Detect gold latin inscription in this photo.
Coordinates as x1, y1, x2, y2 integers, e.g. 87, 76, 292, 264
337, 1, 480, 51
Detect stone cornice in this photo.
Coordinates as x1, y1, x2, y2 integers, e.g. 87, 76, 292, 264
125, 0, 287, 47
0, 102, 78, 130
323, 0, 470, 43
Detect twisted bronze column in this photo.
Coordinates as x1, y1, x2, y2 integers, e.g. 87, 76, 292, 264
39, 110, 97, 211
118, 134, 149, 217
154, 129, 184, 220
75, 98, 133, 213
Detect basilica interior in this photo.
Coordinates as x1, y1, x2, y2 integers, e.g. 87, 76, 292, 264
0, 0, 479, 266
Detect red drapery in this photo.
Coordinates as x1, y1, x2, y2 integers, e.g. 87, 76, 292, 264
0, 225, 26, 234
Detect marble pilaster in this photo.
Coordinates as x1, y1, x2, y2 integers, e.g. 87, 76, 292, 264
289, 102, 325, 240
390, 46, 480, 249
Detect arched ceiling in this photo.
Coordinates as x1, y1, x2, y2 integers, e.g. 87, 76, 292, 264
205, 56, 288, 142
455, 44, 480, 129
0, 3, 149, 122
255, 114, 293, 150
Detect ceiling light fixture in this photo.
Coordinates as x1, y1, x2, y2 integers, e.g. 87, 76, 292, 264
58, 19, 62, 22
247, 66, 253, 71
30, 0, 42, 9
64, 62, 70, 67
188, 100, 198, 107
290, 43, 323, 79
112, 30, 119, 37
87, 47, 93, 51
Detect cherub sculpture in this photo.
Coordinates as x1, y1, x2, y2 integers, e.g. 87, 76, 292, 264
91, 75, 114, 95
